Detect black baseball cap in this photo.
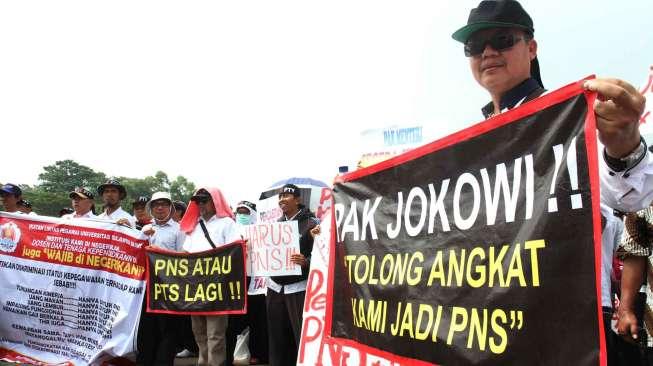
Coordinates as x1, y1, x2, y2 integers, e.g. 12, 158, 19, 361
279, 184, 300, 197
452, 0, 534, 43
236, 200, 257, 212
452, 0, 543, 88
132, 196, 150, 206
69, 187, 95, 200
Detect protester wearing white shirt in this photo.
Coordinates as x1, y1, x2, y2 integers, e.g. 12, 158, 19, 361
178, 187, 239, 366
62, 187, 97, 220
142, 192, 185, 251
137, 192, 185, 366
96, 178, 136, 227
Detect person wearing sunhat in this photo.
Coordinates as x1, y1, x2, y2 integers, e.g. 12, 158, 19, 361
97, 178, 136, 227
179, 187, 240, 366
0, 183, 23, 213
453, 1, 649, 363
136, 192, 185, 366
63, 187, 97, 219
132, 196, 153, 231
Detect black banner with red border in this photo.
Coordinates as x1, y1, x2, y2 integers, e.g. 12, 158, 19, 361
325, 80, 604, 365
145, 241, 247, 315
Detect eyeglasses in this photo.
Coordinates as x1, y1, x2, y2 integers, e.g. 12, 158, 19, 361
191, 196, 210, 204
151, 201, 172, 208
464, 33, 525, 57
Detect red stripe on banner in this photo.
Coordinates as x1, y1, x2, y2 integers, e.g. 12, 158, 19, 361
322, 336, 437, 366
0, 347, 73, 366
340, 76, 596, 182
583, 90, 607, 366
324, 202, 337, 341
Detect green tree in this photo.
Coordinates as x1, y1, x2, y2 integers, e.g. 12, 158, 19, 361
22, 160, 197, 217
21, 186, 73, 217
170, 175, 195, 203
38, 160, 106, 193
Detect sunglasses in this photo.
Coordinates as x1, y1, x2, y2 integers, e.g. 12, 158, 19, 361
464, 33, 525, 57
191, 196, 210, 204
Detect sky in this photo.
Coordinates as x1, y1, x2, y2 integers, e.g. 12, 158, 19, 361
1, 0, 651, 206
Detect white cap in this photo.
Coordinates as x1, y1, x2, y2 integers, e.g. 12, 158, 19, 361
146, 192, 173, 214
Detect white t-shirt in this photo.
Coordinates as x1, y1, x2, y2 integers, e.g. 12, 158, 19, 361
600, 204, 623, 308
182, 215, 240, 253
62, 211, 97, 220
600, 149, 653, 213
97, 207, 136, 227
143, 219, 185, 252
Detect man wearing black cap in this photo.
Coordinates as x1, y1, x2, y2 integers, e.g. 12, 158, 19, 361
0, 184, 23, 214
453, 1, 649, 364
266, 184, 319, 366
132, 196, 152, 231
63, 187, 97, 219
17, 199, 36, 215
97, 178, 136, 227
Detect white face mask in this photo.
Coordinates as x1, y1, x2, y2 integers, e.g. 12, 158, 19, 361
236, 213, 251, 225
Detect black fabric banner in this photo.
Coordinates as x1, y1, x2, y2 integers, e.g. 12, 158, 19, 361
326, 81, 603, 365
145, 241, 247, 315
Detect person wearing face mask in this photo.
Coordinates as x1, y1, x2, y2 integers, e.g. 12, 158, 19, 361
226, 201, 269, 365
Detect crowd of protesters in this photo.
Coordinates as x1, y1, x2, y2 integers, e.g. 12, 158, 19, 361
1, 179, 315, 366
2, 1, 652, 365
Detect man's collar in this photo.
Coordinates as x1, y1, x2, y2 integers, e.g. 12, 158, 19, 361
481, 77, 541, 119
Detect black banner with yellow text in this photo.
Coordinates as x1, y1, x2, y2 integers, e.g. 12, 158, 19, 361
325, 80, 603, 365
145, 241, 247, 315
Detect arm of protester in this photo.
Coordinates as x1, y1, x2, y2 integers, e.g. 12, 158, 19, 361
617, 256, 645, 342
116, 218, 133, 228
615, 209, 652, 341
142, 224, 155, 236
310, 225, 321, 238
290, 253, 309, 268
583, 78, 645, 158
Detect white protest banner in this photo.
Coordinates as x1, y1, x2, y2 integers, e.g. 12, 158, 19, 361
0, 213, 147, 365
297, 209, 396, 366
241, 221, 301, 277
358, 125, 424, 168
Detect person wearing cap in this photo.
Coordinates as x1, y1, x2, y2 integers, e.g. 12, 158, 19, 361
266, 184, 319, 366
17, 199, 36, 215
63, 187, 97, 220
97, 178, 136, 228
226, 200, 269, 366
0, 183, 23, 213
453, 1, 650, 363
136, 192, 185, 366
172, 201, 187, 223
132, 196, 153, 231
179, 187, 240, 366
